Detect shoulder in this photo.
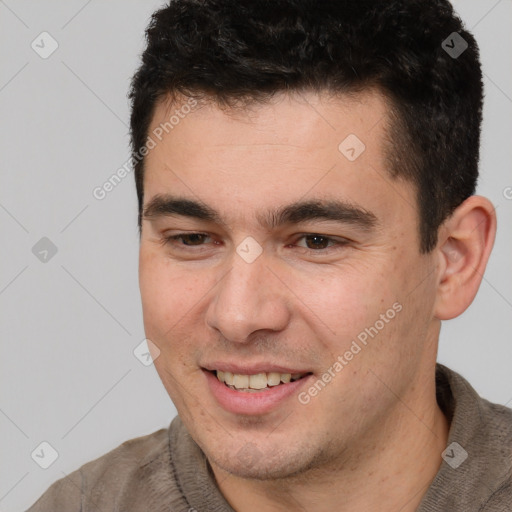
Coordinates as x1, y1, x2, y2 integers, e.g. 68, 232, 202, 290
423, 365, 512, 511
437, 363, 512, 444
482, 478, 512, 511
462, 377, 512, 455
476, 398, 512, 509
26, 427, 174, 511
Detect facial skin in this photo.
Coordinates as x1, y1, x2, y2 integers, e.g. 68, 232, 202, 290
138, 90, 496, 511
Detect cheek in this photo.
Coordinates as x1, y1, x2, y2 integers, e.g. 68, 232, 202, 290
290, 264, 398, 340
139, 249, 201, 341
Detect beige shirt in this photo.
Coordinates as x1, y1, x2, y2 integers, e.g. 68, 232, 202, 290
27, 364, 512, 511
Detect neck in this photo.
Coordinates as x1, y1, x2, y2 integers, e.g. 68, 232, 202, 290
211, 379, 449, 512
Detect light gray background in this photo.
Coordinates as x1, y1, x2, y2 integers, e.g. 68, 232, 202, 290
1, 1, 511, 510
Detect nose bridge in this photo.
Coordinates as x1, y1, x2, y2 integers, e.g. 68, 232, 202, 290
206, 250, 290, 342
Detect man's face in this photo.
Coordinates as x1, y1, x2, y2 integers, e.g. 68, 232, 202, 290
139, 90, 440, 479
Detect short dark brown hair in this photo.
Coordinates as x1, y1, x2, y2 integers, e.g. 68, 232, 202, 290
129, 0, 483, 253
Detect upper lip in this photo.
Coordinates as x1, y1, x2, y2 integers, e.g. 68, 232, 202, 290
202, 362, 311, 375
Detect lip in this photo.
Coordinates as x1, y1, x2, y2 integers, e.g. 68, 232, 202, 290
201, 363, 310, 375
203, 369, 314, 415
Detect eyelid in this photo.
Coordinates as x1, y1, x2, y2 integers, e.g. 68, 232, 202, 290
291, 233, 350, 253
160, 232, 213, 246
293, 233, 350, 243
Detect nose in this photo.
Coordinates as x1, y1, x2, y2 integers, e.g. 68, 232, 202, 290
205, 249, 291, 343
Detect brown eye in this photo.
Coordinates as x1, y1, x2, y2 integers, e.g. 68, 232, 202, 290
303, 235, 331, 250
176, 233, 209, 246
162, 233, 212, 248
291, 234, 350, 256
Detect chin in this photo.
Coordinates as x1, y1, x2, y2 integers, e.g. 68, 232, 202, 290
215, 457, 303, 481
206, 439, 322, 481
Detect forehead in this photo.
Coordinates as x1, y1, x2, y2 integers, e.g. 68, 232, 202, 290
143, 90, 416, 233
148, 89, 389, 152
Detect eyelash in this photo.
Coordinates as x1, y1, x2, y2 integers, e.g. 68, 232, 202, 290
160, 232, 349, 254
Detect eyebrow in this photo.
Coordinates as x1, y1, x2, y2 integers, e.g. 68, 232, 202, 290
143, 194, 378, 231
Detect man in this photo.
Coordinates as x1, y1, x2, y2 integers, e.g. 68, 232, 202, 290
27, 0, 511, 510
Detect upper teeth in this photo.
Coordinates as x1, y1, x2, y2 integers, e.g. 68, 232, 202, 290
216, 371, 306, 390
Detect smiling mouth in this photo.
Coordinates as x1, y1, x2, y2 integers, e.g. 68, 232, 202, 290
211, 370, 312, 392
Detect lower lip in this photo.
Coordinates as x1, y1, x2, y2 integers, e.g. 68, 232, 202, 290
204, 370, 313, 415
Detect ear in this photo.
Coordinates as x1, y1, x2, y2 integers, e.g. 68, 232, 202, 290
433, 195, 497, 320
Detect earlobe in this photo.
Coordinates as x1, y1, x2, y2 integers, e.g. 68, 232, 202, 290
433, 195, 496, 320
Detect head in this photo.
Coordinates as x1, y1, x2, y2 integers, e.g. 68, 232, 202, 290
130, 0, 496, 480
